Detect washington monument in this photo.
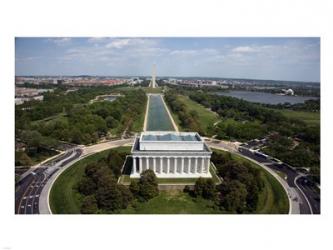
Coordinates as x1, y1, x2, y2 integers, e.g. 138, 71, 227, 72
150, 64, 157, 88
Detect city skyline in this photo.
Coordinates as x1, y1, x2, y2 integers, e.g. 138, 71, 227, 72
16, 37, 320, 82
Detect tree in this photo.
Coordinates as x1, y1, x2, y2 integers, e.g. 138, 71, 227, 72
138, 170, 159, 201
193, 178, 217, 200
81, 195, 98, 214
78, 177, 97, 196
219, 180, 248, 213
129, 180, 140, 196
106, 116, 119, 129
107, 150, 124, 177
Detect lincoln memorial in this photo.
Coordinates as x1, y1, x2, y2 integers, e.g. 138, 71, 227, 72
130, 131, 212, 178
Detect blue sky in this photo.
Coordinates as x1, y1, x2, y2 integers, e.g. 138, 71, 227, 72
15, 37, 320, 82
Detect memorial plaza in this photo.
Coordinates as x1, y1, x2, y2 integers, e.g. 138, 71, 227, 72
130, 131, 212, 178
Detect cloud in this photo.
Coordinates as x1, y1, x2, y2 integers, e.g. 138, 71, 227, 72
169, 49, 197, 56
232, 46, 257, 53
87, 37, 109, 43
105, 38, 156, 49
106, 39, 131, 49
47, 37, 72, 45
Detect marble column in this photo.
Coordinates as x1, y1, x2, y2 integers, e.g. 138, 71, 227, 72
160, 157, 163, 173
167, 157, 170, 173
195, 157, 198, 173
139, 157, 142, 173
132, 156, 136, 174
188, 158, 191, 174
174, 157, 178, 173
200, 157, 204, 173
206, 158, 210, 173
181, 157, 184, 174
153, 157, 156, 173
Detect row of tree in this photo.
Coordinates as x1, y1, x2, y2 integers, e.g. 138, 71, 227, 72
164, 90, 205, 135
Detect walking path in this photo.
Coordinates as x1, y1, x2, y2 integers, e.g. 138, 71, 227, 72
160, 94, 179, 132
143, 94, 150, 131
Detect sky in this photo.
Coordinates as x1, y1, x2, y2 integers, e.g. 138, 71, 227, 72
15, 37, 320, 82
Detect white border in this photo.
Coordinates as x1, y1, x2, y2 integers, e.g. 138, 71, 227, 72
1, 1, 332, 250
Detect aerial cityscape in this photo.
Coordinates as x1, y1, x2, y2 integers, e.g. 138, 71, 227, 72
15, 37, 320, 214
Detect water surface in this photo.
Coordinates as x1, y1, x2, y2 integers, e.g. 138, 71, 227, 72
147, 95, 175, 131
215, 91, 318, 104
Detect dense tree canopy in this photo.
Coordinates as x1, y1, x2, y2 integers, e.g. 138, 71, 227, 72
77, 150, 132, 213
16, 87, 147, 149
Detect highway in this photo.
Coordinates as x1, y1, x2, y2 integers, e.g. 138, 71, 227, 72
15, 148, 82, 214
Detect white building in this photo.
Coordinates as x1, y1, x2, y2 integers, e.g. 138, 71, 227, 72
131, 131, 212, 178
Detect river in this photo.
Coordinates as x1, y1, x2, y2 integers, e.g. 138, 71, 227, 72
214, 91, 318, 104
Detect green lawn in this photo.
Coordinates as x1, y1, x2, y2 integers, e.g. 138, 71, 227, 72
175, 95, 219, 135
120, 190, 219, 214
142, 87, 164, 94
49, 146, 131, 214
278, 109, 320, 126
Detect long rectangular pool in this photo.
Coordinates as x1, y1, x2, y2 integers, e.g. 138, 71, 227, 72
146, 95, 175, 131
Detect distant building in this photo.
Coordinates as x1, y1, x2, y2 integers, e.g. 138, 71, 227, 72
282, 88, 294, 95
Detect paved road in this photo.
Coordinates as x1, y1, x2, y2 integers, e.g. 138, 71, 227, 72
237, 147, 317, 214
15, 148, 82, 214
296, 176, 320, 214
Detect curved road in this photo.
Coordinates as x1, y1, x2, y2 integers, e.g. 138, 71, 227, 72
15, 148, 83, 214
16, 137, 317, 215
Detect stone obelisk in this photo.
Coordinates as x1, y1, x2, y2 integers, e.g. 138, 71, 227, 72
151, 64, 156, 88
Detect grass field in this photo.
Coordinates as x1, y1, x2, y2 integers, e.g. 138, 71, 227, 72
175, 95, 219, 135
120, 190, 219, 214
111, 86, 164, 94
142, 87, 164, 94
49, 146, 131, 214
279, 109, 320, 126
